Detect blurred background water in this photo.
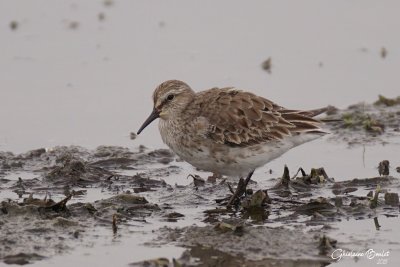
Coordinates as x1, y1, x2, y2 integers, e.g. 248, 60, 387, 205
1, 0, 399, 154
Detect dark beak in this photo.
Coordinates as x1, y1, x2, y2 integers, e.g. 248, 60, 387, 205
137, 108, 160, 135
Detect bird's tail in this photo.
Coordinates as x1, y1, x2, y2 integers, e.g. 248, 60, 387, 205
301, 106, 341, 122
300, 107, 329, 117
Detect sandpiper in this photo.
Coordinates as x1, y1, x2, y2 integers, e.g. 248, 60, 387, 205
137, 80, 328, 205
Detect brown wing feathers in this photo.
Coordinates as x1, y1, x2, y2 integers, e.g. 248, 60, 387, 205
196, 88, 325, 146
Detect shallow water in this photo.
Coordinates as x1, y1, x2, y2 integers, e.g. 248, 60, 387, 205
330, 217, 400, 267
1, 0, 400, 266
1, 0, 400, 153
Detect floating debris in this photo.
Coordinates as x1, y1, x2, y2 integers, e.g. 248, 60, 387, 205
378, 160, 390, 176
98, 12, 106, 21
261, 57, 272, 73
68, 21, 79, 30
103, 0, 114, 7
158, 21, 166, 28
381, 47, 387, 58
9, 21, 18, 31
396, 166, 400, 173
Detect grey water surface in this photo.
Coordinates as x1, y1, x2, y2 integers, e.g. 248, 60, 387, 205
1, 1, 400, 266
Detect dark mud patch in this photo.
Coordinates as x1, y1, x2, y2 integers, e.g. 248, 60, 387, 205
147, 225, 332, 267
0, 191, 166, 265
4, 253, 45, 265
0, 145, 177, 264
0, 198, 79, 264
0, 146, 172, 198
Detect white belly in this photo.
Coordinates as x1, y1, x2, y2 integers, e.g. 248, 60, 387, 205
177, 133, 324, 178
159, 118, 325, 178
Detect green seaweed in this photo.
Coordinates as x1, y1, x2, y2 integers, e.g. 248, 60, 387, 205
374, 95, 400, 107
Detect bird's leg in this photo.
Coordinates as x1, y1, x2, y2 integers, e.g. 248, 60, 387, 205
227, 183, 235, 194
227, 170, 255, 207
243, 170, 255, 188
187, 174, 206, 187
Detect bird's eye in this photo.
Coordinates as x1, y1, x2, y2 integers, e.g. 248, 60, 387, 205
166, 94, 174, 101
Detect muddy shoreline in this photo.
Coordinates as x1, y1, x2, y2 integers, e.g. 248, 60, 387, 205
1, 99, 400, 266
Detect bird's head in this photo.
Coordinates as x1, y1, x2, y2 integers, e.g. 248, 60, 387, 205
137, 80, 195, 134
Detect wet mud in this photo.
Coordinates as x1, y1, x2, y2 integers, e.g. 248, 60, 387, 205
1, 98, 400, 266
323, 95, 400, 146
0, 146, 173, 265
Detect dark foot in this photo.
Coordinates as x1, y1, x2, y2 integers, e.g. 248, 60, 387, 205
187, 174, 205, 187
227, 170, 255, 207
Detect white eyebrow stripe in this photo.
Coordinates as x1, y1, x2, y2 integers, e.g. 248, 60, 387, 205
161, 88, 185, 100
